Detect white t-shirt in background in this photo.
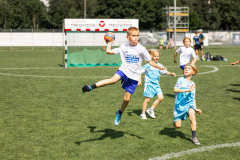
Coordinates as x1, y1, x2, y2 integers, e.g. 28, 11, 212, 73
176, 46, 197, 66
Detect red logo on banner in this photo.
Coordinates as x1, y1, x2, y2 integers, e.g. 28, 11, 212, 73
99, 21, 105, 27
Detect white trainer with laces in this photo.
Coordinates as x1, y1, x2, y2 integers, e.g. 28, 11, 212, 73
146, 108, 156, 118
191, 137, 200, 145
140, 113, 147, 119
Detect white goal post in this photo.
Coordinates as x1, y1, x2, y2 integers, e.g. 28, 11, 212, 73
63, 19, 139, 68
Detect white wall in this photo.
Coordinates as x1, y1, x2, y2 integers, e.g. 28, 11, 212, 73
0, 32, 64, 46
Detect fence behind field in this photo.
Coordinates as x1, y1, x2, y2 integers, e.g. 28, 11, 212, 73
0, 29, 240, 49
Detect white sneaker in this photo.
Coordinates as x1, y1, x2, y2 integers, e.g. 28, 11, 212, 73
140, 113, 147, 119
146, 109, 156, 118
191, 137, 200, 145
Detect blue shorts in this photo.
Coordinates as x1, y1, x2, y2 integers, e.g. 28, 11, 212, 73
115, 70, 138, 94
180, 65, 186, 70
143, 83, 162, 98
173, 102, 195, 122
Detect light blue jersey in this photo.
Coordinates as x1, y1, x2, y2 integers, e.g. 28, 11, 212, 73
142, 63, 168, 84
142, 63, 168, 98
173, 77, 196, 122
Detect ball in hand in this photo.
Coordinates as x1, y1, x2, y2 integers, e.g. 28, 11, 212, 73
104, 32, 115, 43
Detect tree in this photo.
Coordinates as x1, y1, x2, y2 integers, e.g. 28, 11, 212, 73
48, 0, 97, 29
189, 11, 203, 30
26, 0, 49, 30
0, 0, 12, 29
210, 0, 240, 30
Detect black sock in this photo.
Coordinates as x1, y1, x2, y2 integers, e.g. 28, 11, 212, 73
91, 84, 97, 89
192, 130, 196, 138
119, 110, 123, 114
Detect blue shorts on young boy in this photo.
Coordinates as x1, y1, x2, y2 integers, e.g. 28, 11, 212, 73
180, 64, 186, 70
173, 102, 195, 122
116, 70, 138, 94
143, 83, 162, 98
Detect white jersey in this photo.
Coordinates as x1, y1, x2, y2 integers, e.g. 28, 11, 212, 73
113, 43, 151, 81
176, 46, 197, 66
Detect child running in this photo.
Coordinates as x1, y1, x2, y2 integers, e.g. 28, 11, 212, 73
82, 27, 166, 126
140, 49, 176, 119
173, 63, 202, 145
174, 37, 197, 70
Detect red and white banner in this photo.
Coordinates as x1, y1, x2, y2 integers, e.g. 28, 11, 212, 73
64, 19, 139, 31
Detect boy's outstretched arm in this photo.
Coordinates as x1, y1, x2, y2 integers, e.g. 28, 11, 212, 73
231, 60, 240, 65
174, 84, 194, 93
166, 72, 176, 77
106, 41, 115, 55
194, 100, 202, 115
174, 52, 177, 63
191, 57, 197, 65
137, 75, 142, 87
148, 60, 166, 70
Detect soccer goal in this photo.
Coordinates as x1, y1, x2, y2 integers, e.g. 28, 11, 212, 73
63, 19, 139, 68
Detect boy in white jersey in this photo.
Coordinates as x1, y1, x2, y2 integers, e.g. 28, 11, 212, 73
173, 64, 202, 145
82, 27, 165, 126
139, 49, 176, 119
174, 37, 197, 70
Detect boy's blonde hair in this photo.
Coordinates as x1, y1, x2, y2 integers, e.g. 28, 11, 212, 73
148, 49, 160, 59
127, 27, 139, 35
184, 63, 198, 75
183, 37, 191, 43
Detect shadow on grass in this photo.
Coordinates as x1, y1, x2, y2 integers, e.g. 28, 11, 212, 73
233, 97, 240, 101
127, 109, 142, 116
159, 127, 191, 141
230, 84, 240, 86
165, 94, 175, 98
226, 89, 240, 93
75, 126, 143, 145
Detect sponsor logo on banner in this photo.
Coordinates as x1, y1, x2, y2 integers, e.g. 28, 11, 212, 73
99, 21, 105, 27
65, 19, 138, 31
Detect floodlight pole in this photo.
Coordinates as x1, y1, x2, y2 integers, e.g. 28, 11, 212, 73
84, 0, 86, 19
174, 0, 176, 48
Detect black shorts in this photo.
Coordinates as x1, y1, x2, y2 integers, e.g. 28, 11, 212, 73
194, 45, 201, 50
200, 42, 204, 50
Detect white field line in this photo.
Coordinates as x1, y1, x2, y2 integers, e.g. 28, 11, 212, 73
149, 141, 240, 160
0, 72, 110, 79
0, 65, 227, 78
196, 65, 219, 75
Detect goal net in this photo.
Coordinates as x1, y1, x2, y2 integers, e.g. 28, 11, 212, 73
63, 19, 139, 68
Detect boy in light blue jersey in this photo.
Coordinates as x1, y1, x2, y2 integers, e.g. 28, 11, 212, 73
173, 63, 202, 145
139, 49, 176, 119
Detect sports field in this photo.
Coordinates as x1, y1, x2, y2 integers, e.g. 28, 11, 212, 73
0, 46, 239, 160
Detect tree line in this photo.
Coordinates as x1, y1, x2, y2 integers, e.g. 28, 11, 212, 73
0, 0, 240, 30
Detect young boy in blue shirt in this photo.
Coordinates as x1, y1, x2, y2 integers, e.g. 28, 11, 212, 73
198, 29, 205, 60
173, 63, 202, 145
193, 32, 201, 60
139, 49, 176, 119
82, 27, 165, 126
